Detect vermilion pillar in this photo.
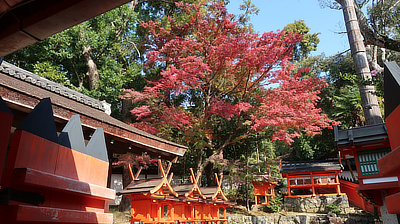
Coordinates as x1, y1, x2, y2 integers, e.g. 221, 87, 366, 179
0, 97, 13, 186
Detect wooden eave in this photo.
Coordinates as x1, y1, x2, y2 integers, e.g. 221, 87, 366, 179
117, 178, 163, 196
334, 124, 388, 149
0, 0, 132, 57
118, 161, 178, 197
199, 173, 228, 201
0, 62, 187, 161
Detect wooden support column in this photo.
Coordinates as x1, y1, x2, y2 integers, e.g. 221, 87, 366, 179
310, 172, 316, 196
146, 200, 151, 221
157, 201, 162, 223
287, 176, 291, 197
171, 203, 174, 222
191, 203, 195, 222
0, 97, 13, 186
217, 206, 220, 223
335, 172, 341, 195
272, 186, 275, 198
223, 207, 227, 224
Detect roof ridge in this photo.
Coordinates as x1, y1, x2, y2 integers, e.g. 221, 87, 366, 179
0, 61, 110, 113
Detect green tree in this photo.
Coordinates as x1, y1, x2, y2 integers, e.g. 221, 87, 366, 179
5, 4, 143, 118
123, 1, 337, 183
283, 20, 320, 61
320, 0, 400, 122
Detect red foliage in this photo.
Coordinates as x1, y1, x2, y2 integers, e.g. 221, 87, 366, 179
113, 154, 158, 170
123, 1, 338, 146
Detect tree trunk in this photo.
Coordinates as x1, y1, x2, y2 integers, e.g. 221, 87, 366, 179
121, 99, 133, 123
118, 166, 132, 212
340, 0, 383, 125
348, 0, 400, 52
82, 45, 100, 91
366, 45, 383, 73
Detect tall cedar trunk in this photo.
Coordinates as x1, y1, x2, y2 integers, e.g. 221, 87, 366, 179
340, 0, 383, 125
119, 100, 134, 211
82, 45, 100, 91
118, 166, 132, 212
118, 3, 138, 212
121, 99, 133, 123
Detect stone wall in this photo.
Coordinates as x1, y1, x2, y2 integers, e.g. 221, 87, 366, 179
284, 195, 351, 213
228, 214, 381, 224
227, 214, 324, 224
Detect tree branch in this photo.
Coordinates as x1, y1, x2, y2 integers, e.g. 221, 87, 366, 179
366, 45, 383, 73
352, 0, 400, 52
130, 0, 175, 11
126, 39, 141, 58
334, 0, 400, 52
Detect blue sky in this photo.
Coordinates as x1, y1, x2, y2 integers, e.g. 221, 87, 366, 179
226, 0, 351, 57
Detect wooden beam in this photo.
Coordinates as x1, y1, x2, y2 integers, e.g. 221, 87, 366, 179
0, 204, 113, 223
12, 167, 115, 200
0, 0, 132, 57
385, 192, 400, 214
0, 109, 13, 185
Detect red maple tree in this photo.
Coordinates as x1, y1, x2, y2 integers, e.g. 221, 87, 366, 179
123, 1, 339, 177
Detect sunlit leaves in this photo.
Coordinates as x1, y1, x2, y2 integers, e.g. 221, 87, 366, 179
124, 1, 337, 161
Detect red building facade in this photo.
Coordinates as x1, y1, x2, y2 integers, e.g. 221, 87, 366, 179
281, 161, 343, 198
335, 62, 400, 218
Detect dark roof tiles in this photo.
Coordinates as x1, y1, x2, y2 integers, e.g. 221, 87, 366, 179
117, 178, 163, 195
280, 161, 342, 174
334, 124, 388, 148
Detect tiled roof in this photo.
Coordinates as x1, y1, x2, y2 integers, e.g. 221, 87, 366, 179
280, 161, 342, 174
0, 61, 109, 113
334, 124, 388, 148
200, 186, 219, 198
117, 178, 163, 195
0, 61, 187, 159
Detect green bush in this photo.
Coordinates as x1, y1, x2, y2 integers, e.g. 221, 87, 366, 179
264, 195, 283, 213
326, 203, 341, 215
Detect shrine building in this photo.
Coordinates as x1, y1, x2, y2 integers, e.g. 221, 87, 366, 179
280, 160, 343, 198
335, 62, 400, 222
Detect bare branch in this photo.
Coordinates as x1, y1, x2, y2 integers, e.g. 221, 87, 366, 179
333, 48, 351, 57
126, 39, 141, 58
352, 0, 400, 52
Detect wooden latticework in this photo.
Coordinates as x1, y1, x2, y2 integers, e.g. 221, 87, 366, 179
118, 161, 232, 223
